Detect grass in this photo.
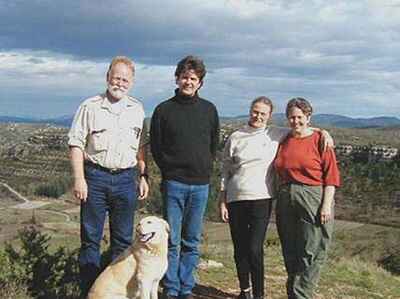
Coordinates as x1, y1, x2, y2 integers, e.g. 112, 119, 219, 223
0, 208, 65, 225
199, 221, 400, 299
1, 208, 400, 298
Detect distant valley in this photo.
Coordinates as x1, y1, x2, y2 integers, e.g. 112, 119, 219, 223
1, 113, 400, 128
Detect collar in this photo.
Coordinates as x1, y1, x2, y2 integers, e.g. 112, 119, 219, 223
242, 123, 268, 134
100, 92, 133, 114
173, 88, 200, 105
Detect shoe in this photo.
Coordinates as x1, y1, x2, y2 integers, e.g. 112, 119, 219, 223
238, 290, 252, 299
180, 294, 194, 299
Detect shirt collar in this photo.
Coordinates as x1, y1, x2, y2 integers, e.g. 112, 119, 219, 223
101, 92, 131, 114
243, 123, 267, 134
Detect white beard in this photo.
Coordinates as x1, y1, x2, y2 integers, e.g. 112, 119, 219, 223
107, 83, 128, 100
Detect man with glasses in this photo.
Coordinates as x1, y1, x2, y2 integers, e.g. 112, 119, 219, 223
68, 56, 149, 298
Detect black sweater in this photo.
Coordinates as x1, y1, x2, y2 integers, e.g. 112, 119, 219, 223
150, 90, 220, 185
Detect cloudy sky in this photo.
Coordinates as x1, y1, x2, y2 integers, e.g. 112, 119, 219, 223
1, 0, 399, 118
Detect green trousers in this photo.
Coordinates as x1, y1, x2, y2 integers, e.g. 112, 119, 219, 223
276, 184, 333, 299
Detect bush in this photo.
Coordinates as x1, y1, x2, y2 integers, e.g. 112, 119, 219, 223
4, 226, 80, 299
34, 176, 72, 198
0, 281, 31, 299
0, 250, 29, 298
379, 251, 400, 275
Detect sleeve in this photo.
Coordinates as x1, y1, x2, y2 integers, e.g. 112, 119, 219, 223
68, 103, 89, 150
322, 147, 341, 187
220, 135, 233, 192
150, 106, 163, 169
210, 105, 220, 160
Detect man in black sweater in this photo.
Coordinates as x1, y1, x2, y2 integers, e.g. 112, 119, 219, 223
150, 56, 219, 299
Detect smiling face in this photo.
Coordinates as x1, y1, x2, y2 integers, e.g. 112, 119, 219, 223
176, 69, 202, 97
107, 62, 134, 101
249, 102, 272, 128
287, 107, 311, 136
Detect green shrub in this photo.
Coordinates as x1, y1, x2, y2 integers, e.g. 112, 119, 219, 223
379, 251, 400, 275
0, 281, 31, 299
4, 226, 80, 299
0, 249, 26, 292
34, 176, 72, 198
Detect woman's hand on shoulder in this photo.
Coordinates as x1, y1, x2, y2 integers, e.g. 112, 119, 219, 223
320, 129, 335, 152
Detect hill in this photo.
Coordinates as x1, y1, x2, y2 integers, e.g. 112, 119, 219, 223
222, 113, 400, 128
0, 115, 73, 127
2, 114, 400, 129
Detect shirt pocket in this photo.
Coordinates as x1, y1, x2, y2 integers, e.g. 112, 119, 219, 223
125, 125, 142, 152
89, 128, 109, 152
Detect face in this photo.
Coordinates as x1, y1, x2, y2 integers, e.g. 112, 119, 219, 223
176, 69, 202, 97
248, 102, 272, 128
136, 216, 169, 245
107, 62, 134, 100
287, 107, 311, 135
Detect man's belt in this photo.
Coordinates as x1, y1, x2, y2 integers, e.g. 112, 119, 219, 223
85, 161, 133, 174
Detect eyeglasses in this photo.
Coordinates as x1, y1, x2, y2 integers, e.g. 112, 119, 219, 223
109, 76, 131, 86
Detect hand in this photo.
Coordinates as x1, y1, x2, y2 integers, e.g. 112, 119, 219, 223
219, 201, 229, 223
320, 130, 335, 152
138, 177, 149, 200
320, 201, 333, 224
73, 178, 88, 202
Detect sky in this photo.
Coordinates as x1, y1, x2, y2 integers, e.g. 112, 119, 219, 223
1, 0, 400, 118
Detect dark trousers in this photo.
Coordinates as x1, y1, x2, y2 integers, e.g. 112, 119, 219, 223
228, 199, 273, 298
79, 165, 138, 297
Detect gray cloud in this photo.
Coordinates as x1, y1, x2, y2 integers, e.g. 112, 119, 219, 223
0, 0, 399, 117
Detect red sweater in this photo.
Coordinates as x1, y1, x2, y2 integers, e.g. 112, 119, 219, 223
274, 131, 340, 187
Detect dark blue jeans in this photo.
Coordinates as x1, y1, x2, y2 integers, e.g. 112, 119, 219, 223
161, 180, 209, 297
79, 165, 137, 297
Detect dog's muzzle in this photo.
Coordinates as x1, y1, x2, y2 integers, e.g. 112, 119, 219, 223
138, 232, 156, 243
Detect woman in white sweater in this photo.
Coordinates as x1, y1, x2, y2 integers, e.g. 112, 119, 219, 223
219, 96, 288, 299
219, 96, 331, 299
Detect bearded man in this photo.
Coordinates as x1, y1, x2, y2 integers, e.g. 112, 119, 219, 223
68, 56, 149, 298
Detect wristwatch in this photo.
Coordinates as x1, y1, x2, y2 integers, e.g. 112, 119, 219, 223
139, 173, 149, 180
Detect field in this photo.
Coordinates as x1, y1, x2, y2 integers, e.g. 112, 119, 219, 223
0, 122, 400, 298
1, 190, 399, 298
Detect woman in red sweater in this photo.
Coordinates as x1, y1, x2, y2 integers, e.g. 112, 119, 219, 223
274, 98, 340, 299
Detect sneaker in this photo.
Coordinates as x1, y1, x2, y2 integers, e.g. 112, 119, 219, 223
238, 290, 252, 299
180, 294, 194, 299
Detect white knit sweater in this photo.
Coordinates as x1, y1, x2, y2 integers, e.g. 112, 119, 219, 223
221, 125, 289, 202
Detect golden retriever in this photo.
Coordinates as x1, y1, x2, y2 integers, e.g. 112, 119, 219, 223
87, 216, 170, 299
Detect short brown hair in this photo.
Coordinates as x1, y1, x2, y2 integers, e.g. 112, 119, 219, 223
107, 56, 135, 78
286, 97, 313, 117
175, 55, 206, 81
250, 96, 274, 113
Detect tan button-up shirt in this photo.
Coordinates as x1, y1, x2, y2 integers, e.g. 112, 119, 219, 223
68, 93, 145, 169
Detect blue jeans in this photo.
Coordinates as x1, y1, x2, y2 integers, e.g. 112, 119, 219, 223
161, 180, 209, 297
79, 165, 138, 297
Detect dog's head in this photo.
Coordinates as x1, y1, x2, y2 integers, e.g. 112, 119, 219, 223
135, 216, 170, 246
